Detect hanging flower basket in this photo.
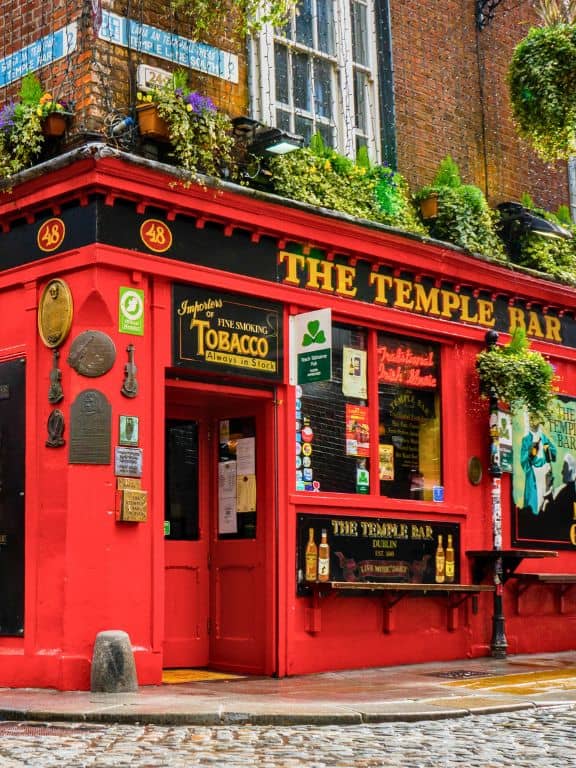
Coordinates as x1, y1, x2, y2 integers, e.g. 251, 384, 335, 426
136, 103, 170, 142
42, 111, 73, 138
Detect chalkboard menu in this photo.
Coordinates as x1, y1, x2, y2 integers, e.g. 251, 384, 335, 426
297, 514, 460, 596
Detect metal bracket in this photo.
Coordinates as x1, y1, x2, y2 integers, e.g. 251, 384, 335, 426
476, 0, 503, 28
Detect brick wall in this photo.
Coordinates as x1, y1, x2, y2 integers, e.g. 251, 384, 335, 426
0, 0, 248, 137
390, 0, 568, 210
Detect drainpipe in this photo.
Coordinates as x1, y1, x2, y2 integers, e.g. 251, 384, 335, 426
375, 0, 397, 169
568, 158, 576, 223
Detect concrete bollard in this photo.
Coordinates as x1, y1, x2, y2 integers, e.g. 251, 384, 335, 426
90, 630, 138, 693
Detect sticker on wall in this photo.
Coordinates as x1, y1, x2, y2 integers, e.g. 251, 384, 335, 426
119, 287, 145, 335
119, 415, 139, 447
37, 217, 66, 253
342, 347, 367, 399
38, 278, 73, 348
139, 219, 173, 253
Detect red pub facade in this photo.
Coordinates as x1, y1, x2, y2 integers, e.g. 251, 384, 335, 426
0, 148, 576, 690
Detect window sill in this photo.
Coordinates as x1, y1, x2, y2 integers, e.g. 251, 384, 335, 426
289, 491, 467, 516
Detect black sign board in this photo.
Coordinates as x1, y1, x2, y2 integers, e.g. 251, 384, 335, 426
173, 284, 283, 381
297, 514, 460, 596
0, 359, 25, 636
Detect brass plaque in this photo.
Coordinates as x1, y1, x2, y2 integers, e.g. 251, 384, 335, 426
121, 489, 148, 522
69, 390, 111, 464
67, 331, 116, 377
117, 477, 142, 490
38, 279, 73, 348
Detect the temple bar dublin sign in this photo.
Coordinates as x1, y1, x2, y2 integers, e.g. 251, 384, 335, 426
173, 285, 283, 381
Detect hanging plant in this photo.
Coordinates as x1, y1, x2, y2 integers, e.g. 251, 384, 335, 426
508, 5, 576, 162
170, 0, 297, 39
476, 328, 555, 417
0, 73, 73, 181
136, 72, 235, 179
267, 134, 426, 234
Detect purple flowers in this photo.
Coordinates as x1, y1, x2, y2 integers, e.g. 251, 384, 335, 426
0, 103, 16, 132
184, 91, 216, 114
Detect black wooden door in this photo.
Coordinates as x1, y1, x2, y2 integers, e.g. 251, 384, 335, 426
0, 358, 25, 636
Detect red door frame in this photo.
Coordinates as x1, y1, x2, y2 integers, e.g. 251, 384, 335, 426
164, 379, 278, 675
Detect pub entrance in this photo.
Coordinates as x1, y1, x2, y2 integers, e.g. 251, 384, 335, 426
163, 381, 276, 676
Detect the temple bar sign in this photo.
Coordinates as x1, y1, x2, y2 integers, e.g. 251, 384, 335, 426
278, 250, 568, 346
173, 285, 283, 381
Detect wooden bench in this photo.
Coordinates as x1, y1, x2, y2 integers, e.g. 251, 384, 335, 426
306, 581, 494, 634
508, 573, 576, 614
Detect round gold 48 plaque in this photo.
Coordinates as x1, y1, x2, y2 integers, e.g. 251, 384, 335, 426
38, 279, 74, 348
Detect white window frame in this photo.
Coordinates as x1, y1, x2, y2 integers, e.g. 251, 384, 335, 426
250, 0, 381, 161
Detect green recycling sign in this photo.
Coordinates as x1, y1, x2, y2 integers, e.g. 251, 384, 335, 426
291, 309, 332, 385
119, 287, 145, 335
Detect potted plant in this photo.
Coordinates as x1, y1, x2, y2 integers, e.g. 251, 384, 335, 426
414, 156, 507, 260
136, 72, 235, 178
476, 328, 555, 417
0, 73, 74, 181
508, 1, 576, 162
38, 92, 74, 138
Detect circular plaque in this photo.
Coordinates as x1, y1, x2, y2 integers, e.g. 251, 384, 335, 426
38, 279, 74, 348
468, 456, 483, 486
67, 331, 116, 377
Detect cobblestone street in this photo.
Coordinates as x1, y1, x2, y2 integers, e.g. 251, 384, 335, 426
1, 705, 576, 767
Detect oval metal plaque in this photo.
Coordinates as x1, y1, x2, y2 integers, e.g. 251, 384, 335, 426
67, 331, 116, 377
38, 279, 73, 348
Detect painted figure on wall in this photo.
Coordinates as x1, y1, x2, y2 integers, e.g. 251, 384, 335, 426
513, 396, 576, 548
520, 412, 557, 515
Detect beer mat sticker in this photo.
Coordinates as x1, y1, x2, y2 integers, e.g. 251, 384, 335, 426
172, 284, 283, 381
296, 514, 460, 596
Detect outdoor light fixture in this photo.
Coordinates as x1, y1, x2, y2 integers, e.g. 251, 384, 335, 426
232, 116, 303, 158
497, 201, 573, 258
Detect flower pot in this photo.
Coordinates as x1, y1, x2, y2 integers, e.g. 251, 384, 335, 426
419, 193, 439, 220
136, 103, 170, 142
42, 112, 72, 138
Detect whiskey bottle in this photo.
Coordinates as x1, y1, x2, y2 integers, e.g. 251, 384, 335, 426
318, 529, 330, 582
445, 534, 455, 583
435, 534, 445, 584
305, 527, 318, 582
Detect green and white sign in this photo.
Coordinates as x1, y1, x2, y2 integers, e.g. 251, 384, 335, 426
291, 309, 332, 385
119, 287, 144, 335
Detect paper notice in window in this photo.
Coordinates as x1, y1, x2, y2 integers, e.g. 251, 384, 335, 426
236, 437, 255, 475
237, 474, 256, 513
342, 347, 367, 399
218, 460, 237, 533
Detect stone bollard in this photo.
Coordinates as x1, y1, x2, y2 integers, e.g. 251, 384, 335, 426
90, 630, 138, 693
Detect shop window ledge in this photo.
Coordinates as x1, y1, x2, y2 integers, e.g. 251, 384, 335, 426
305, 581, 494, 635
508, 573, 576, 615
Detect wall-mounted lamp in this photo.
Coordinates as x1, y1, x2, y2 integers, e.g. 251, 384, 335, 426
232, 116, 303, 157
497, 201, 572, 258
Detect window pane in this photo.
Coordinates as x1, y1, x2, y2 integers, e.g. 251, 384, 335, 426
317, 122, 335, 147
165, 420, 199, 540
314, 58, 333, 119
218, 417, 257, 540
377, 334, 442, 500
317, 0, 335, 54
293, 53, 311, 111
298, 326, 368, 494
296, 0, 313, 46
351, 0, 369, 66
295, 115, 314, 143
275, 44, 289, 105
276, 108, 292, 132
354, 69, 368, 131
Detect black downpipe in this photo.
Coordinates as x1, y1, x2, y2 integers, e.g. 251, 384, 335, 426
374, 0, 398, 169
